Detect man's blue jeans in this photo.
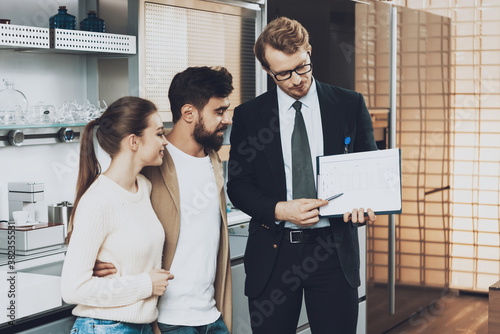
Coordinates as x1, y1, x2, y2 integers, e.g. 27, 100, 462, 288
158, 316, 229, 334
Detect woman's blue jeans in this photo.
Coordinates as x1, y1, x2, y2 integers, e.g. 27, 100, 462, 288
70, 317, 154, 334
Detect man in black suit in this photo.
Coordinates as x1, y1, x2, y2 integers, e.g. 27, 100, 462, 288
227, 17, 378, 333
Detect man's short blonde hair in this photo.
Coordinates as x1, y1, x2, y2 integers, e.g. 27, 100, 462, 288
254, 17, 311, 69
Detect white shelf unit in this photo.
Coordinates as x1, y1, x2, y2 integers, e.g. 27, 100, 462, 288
0, 24, 49, 49
50, 29, 136, 54
0, 23, 136, 55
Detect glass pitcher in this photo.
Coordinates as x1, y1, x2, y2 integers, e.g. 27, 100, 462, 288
0, 79, 28, 125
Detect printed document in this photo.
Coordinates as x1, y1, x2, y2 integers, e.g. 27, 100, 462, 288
317, 148, 402, 217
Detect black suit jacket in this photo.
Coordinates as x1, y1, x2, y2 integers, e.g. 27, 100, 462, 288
227, 80, 378, 298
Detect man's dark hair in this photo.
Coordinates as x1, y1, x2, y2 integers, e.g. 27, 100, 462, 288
168, 66, 234, 123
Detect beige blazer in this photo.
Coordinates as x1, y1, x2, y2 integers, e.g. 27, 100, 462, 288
142, 148, 232, 332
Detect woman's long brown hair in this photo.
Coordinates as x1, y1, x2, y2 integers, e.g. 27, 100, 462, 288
66, 97, 157, 242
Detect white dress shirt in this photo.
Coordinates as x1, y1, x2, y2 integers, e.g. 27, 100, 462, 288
277, 79, 330, 229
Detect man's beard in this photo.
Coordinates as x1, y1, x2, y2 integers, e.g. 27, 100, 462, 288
193, 116, 227, 152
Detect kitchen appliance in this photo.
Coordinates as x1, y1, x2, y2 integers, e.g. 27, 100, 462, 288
3, 182, 65, 255
8, 182, 44, 222
48, 201, 73, 238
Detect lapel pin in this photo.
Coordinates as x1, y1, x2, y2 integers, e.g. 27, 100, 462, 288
344, 136, 351, 154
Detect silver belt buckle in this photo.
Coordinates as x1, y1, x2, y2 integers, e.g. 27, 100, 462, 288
290, 230, 301, 243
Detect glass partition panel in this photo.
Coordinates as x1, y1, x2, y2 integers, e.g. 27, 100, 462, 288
356, 2, 451, 332
394, 0, 500, 294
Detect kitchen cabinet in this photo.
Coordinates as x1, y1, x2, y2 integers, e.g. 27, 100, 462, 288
0, 248, 71, 333
17, 316, 75, 334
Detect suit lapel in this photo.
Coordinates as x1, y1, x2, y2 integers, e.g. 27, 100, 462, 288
258, 89, 287, 198
317, 81, 344, 156
316, 82, 349, 234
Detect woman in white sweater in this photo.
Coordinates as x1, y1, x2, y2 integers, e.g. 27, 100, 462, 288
61, 96, 173, 334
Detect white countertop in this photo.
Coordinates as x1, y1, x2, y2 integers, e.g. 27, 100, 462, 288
227, 209, 251, 227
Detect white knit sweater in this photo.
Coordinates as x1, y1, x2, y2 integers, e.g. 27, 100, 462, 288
61, 174, 165, 324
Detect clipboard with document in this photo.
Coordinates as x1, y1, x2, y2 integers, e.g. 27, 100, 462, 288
317, 148, 402, 218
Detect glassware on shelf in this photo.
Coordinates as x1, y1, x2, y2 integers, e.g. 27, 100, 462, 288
49, 6, 76, 30
55, 100, 106, 124
42, 104, 56, 124
28, 102, 43, 124
80, 11, 105, 32
0, 79, 28, 126
0, 97, 106, 126
28, 102, 56, 125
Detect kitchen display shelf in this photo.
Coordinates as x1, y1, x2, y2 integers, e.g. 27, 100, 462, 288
0, 24, 49, 49
0, 24, 136, 54
50, 29, 136, 54
0, 122, 87, 130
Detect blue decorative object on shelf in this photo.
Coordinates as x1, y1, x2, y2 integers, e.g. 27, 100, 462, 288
49, 6, 76, 30
80, 11, 105, 32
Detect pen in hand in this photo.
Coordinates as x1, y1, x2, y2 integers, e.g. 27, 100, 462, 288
325, 193, 343, 202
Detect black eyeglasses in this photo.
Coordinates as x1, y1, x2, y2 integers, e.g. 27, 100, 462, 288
268, 52, 313, 82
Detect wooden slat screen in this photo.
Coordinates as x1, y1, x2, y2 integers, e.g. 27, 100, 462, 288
355, 0, 452, 288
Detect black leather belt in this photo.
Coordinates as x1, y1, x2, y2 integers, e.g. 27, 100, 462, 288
283, 227, 332, 244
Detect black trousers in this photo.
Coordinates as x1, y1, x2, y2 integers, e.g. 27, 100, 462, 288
248, 229, 358, 334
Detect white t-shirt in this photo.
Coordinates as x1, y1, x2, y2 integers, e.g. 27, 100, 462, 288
157, 143, 221, 326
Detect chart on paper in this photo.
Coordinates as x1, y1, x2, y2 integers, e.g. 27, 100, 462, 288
317, 148, 402, 217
